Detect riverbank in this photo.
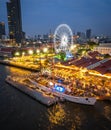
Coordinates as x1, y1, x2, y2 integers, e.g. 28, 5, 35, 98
2, 58, 111, 103
0, 59, 39, 72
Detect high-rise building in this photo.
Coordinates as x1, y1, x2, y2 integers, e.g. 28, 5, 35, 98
37, 35, 41, 41
6, 0, 25, 43
77, 32, 85, 39
0, 22, 5, 39
43, 34, 49, 43
86, 29, 91, 39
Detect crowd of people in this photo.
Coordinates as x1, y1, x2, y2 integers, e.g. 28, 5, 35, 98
52, 67, 111, 98
9, 65, 111, 98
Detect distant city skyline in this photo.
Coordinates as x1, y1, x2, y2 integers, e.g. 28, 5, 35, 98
0, 0, 111, 37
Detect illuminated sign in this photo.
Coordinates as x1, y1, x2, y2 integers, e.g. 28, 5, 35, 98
54, 84, 65, 93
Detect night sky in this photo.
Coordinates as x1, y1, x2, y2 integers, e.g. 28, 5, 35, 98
0, 0, 111, 36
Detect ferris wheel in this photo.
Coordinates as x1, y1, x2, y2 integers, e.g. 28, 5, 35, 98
54, 24, 73, 53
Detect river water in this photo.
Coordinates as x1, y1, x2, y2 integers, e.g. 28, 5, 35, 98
0, 64, 111, 130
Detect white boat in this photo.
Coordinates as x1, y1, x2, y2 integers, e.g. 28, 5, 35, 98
29, 79, 96, 105
53, 91, 96, 105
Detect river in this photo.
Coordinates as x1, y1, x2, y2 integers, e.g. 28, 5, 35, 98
0, 64, 111, 130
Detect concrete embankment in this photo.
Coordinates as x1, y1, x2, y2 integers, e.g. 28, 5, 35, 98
0, 60, 39, 72
5, 77, 59, 106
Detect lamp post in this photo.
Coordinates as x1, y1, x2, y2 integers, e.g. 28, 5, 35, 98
28, 50, 33, 55
36, 47, 48, 74
36, 49, 40, 65
43, 47, 48, 67
43, 47, 48, 53
22, 52, 25, 62
28, 50, 34, 62
14, 51, 20, 63
36, 49, 42, 73
22, 52, 25, 56
15, 52, 20, 57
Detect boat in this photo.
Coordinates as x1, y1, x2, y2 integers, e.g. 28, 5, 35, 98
28, 78, 96, 105
53, 91, 96, 105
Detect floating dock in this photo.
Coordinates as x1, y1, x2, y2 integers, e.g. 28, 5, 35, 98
5, 77, 60, 107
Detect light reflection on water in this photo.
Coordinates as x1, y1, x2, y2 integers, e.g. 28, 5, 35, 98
0, 65, 111, 130
103, 105, 111, 121
47, 103, 88, 130
48, 104, 66, 125
6, 66, 32, 76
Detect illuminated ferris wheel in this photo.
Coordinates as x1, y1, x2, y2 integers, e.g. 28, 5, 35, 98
54, 24, 73, 53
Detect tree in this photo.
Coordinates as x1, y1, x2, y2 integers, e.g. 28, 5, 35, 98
55, 51, 66, 61
87, 41, 98, 50
60, 51, 66, 61
104, 54, 111, 58
77, 49, 86, 56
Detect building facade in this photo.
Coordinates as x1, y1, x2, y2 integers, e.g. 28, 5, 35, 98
6, 0, 25, 43
94, 43, 111, 55
0, 22, 5, 39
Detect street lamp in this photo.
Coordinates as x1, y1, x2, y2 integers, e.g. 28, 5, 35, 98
43, 47, 48, 53
36, 49, 41, 65
15, 52, 20, 56
22, 52, 25, 56
36, 49, 40, 54
28, 50, 33, 55
43, 47, 49, 67
36, 48, 48, 73
28, 50, 34, 63
21, 52, 25, 62
36, 49, 42, 72
14, 51, 20, 62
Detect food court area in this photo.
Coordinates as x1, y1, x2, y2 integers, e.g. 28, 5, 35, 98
52, 67, 111, 97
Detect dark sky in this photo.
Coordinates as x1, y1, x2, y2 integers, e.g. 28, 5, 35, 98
0, 0, 111, 36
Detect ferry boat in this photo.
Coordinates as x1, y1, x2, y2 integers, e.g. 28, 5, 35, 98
28, 78, 96, 105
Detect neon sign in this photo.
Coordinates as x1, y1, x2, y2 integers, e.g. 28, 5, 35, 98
54, 84, 65, 93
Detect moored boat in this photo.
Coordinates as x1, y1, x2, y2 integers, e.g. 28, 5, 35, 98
29, 78, 96, 105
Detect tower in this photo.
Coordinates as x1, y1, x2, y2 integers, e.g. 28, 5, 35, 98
6, 0, 24, 43
86, 29, 91, 39
0, 22, 5, 39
